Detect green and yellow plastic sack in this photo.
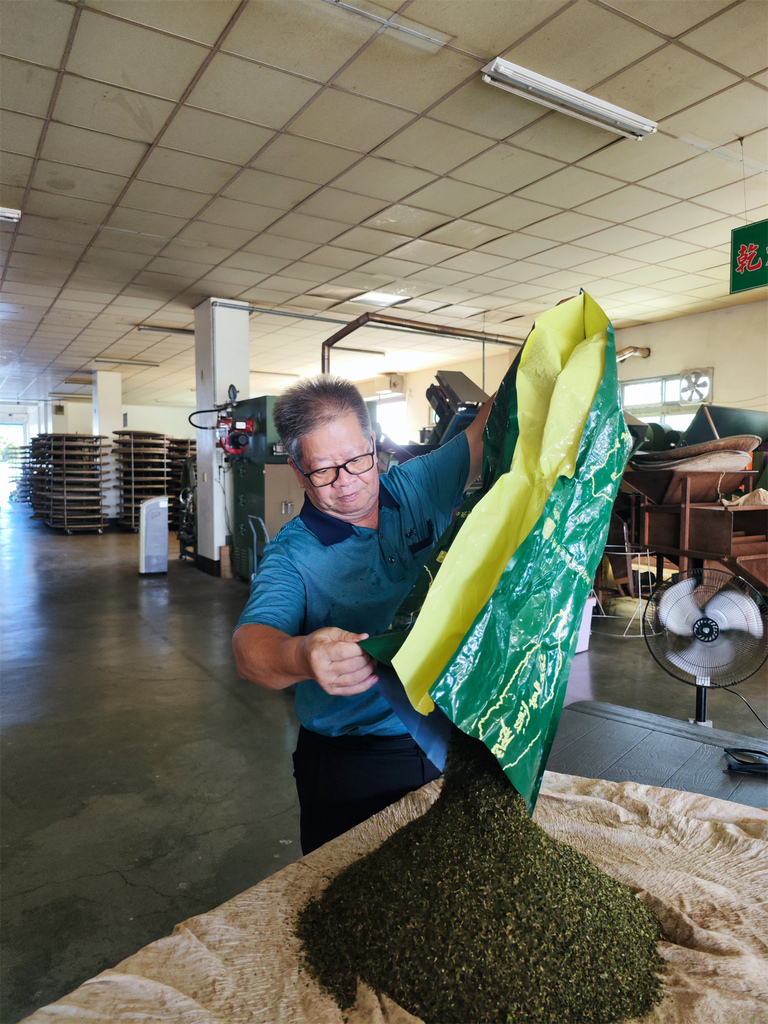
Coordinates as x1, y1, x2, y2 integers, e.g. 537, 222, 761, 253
363, 292, 632, 811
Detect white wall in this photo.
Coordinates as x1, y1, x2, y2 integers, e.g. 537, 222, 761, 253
615, 301, 768, 412
51, 401, 93, 434
122, 404, 196, 438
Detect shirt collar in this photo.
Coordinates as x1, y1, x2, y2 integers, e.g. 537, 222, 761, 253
299, 478, 399, 546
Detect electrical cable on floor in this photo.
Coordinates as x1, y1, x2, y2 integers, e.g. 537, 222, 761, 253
722, 686, 768, 731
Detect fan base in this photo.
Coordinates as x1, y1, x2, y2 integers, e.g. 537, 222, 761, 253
687, 717, 713, 727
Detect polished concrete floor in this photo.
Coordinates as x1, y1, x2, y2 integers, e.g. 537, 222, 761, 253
2, 496, 766, 1022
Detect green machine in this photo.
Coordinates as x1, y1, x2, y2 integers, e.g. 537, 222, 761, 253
230, 396, 306, 580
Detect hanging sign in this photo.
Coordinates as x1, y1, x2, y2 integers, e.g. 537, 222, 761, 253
730, 218, 768, 293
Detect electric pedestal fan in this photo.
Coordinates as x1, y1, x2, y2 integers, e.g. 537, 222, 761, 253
643, 569, 768, 727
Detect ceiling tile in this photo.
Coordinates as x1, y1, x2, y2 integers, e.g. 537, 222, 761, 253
595, 45, 739, 123
251, 135, 361, 186
682, 3, 768, 76
429, 76, 541, 140
284, 262, 340, 284
694, 175, 768, 216
106, 205, 188, 237
197, 197, 283, 233
362, 204, 451, 237
423, 219, 507, 248
404, 0, 566, 59
67, 9, 207, 100
575, 223, 662, 254
477, 233, 557, 260
608, 264, 686, 286
244, 234, 318, 260
330, 225, 413, 255
621, 237, 702, 263
386, 237, 464, 264
332, 157, 436, 201
530, 244, 608, 270
661, 83, 768, 148
600, 0, 732, 37
220, 252, 290, 275
335, 30, 480, 112
53, 76, 175, 143
121, 180, 209, 219
178, 219, 258, 250
138, 147, 237, 193
407, 177, 503, 216
451, 144, 563, 192
0, 57, 57, 117
188, 54, 321, 127
355, 256, 425, 279
86, 0, 241, 45
222, 168, 318, 210
0, 152, 33, 189
575, 184, 676, 222
32, 161, 127, 204
509, 110, 615, 162
302, 245, 369, 270
289, 89, 415, 151
438, 251, 510, 274
660, 249, 729, 273
41, 123, 148, 176
627, 200, 723, 234
516, 166, 619, 207
374, 119, 495, 174
405, 265, 473, 286
522, 211, 614, 242
221, 0, 377, 79
0, 0, 74, 65
162, 107, 274, 164
577, 132, 696, 182
0, 111, 44, 158
299, 188, 389, 225
266, 211, 347, 244
673, 214, 745, 246
504, 0, 662, 91
465, 194, 559, 230
639, 151, 748, 199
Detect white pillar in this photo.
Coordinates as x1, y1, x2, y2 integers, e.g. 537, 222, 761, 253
92, 370, 122, 519
194, 298, 250, 574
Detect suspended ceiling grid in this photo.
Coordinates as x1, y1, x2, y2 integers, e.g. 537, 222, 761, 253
0, 0, 766, 407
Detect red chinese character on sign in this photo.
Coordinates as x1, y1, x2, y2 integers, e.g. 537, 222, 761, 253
735, 242, 763, 274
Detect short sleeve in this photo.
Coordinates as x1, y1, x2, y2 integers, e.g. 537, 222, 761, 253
235, 538, 307, 635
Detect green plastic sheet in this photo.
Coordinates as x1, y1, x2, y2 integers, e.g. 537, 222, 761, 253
364, 292, 631, 810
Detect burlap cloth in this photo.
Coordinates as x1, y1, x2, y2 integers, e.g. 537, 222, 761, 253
23, 772, 768, 1024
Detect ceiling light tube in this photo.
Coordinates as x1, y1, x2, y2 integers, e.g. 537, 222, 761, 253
0, 207, 22, 222
481, 58, 657, 140
94, 357, 160, 367
136, 324, 194, 336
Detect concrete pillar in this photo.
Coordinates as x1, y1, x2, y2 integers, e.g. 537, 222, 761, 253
194, 298, 250, 574
92, 370, 122, 519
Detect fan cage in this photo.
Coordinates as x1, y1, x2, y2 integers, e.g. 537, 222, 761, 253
643, 569, 768, 688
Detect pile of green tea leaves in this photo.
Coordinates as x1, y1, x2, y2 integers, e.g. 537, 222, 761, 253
296, 730, 666, 1024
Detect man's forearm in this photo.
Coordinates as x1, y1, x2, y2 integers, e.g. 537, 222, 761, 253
232, 623, 310, 690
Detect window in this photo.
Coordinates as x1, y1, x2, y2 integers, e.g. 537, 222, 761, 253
621, 370, 713, 433
375, 395, 409, 444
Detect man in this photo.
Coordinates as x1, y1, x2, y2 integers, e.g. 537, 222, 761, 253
233, 375, 490, 853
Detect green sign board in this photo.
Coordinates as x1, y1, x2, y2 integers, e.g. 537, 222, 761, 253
730, 218, 768, 293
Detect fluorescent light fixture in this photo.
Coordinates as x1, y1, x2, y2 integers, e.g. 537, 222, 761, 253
94, 357, 160, 367
481, 58, 657, 140
0, 207, 21, 222
251, 370, 300, 379
48, 392, 92, 401
351, 291, 411, 307
137, 324, 194, 336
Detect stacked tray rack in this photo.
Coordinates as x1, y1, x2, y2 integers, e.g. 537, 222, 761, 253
113, 430, 171, 531
29, 434, 109, 533
8, 444, 32, 505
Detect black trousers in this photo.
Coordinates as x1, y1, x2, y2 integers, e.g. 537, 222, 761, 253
292, 726, 441, 855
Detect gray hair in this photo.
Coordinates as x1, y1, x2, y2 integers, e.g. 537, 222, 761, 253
272, 374, 372, 465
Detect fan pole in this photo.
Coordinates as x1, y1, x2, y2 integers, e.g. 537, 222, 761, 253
693, 679, 713, 727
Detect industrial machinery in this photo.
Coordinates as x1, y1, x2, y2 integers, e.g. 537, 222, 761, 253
424, 370, 490, 446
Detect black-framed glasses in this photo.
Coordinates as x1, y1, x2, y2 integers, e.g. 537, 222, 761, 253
299, 445, 376, 487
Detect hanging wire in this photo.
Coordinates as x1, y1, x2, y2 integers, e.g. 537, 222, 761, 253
740, 137, 748, 224
723, 685, 768, 731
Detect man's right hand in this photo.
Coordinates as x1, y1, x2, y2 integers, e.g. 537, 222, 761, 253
302, 627, 378, 695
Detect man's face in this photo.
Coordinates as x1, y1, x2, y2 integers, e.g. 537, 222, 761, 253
291, 411, 379, 524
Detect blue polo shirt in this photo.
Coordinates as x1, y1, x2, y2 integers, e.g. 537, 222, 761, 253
235, 433, 470, 736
